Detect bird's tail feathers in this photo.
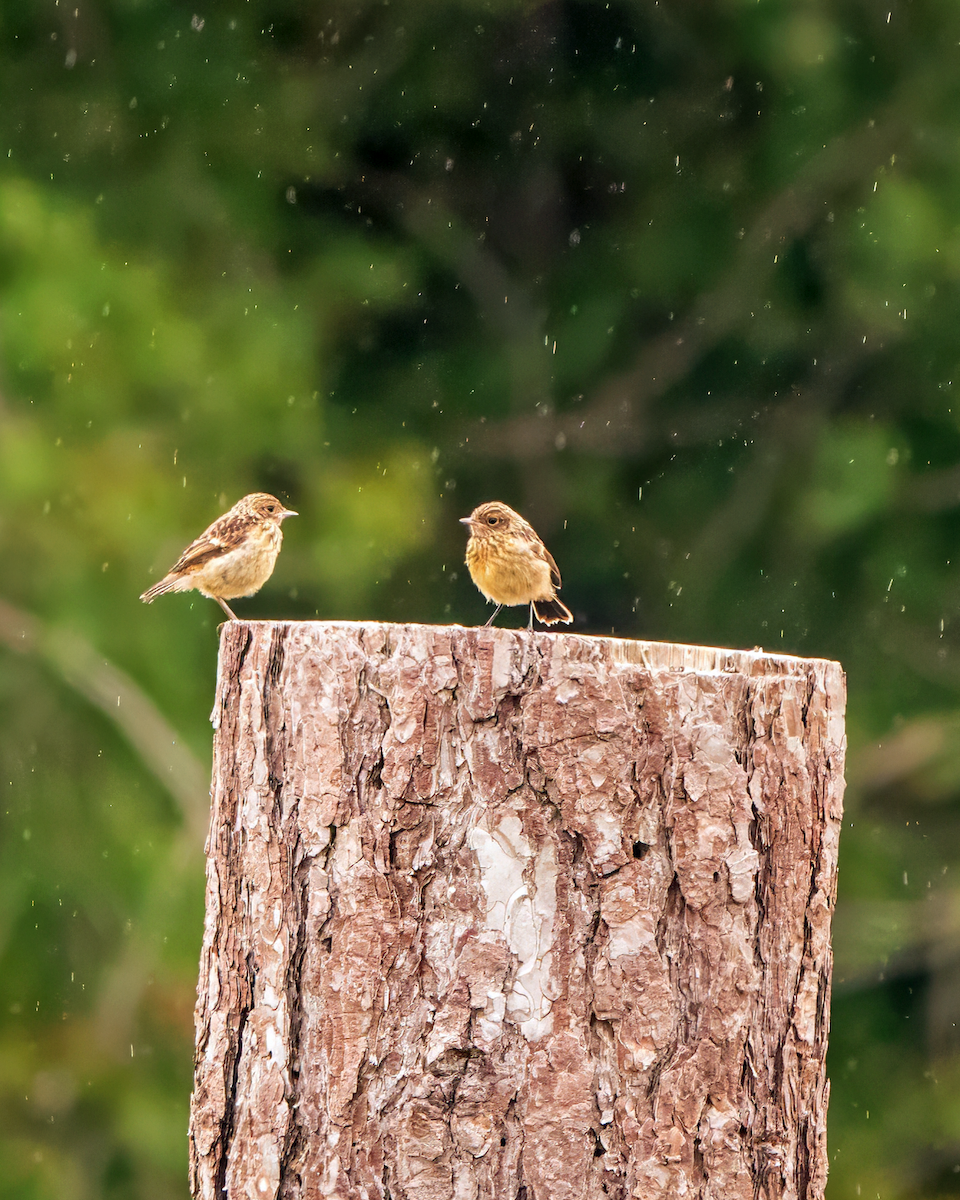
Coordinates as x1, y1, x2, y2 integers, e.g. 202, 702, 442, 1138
534, 597, 573, 625
140, 575, 180, 603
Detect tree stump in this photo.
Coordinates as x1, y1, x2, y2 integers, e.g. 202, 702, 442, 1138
189, 622, 845, 1200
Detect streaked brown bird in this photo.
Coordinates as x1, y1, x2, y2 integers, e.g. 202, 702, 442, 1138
460, 501, 573, 629
140, 492, 297, 620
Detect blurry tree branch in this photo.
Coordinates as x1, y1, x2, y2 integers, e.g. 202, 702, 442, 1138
93, 830, 202, 1057
0, 598, 209, 841
850, 713, 960, 796
899, 463, 960, 513
879, 616, 957, 694
682, 340, 892, 587
833, 895, 960, 987
469, 115, 907, 460
348, 168, 553, 413
684, 395, 819, 576
0, 597, 209, 1054
837, 710, 960, 1052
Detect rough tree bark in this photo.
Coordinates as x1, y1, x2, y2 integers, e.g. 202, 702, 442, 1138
189, 621, 845, 1200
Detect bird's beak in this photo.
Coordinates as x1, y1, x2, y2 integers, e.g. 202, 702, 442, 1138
459, 517, 473, 528
280, 508, 298, 519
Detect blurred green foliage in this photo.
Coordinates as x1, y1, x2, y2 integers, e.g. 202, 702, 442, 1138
2, 0, 960, 1195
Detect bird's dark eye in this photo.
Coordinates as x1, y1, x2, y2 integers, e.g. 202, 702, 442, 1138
267, 504, 276, 513
487, 515, 499, 525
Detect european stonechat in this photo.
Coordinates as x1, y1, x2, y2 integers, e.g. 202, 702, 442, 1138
140, 492, 297, 620
461, 501, 573, 629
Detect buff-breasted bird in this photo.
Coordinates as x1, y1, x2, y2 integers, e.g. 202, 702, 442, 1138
461, 501, 573, 629
140, 492, 297, 620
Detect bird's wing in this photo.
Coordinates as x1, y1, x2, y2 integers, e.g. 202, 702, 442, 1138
167, 509, 251, 575
517, 517, 563, 590
166, 533, 230, 576
543, 546, 562, 590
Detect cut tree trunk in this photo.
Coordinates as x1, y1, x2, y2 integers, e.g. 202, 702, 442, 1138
189, 622, 845, 1200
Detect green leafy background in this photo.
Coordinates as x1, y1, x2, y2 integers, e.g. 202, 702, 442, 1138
2, 0, 959, 1195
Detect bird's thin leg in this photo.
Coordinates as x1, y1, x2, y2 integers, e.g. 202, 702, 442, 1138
216, 596, 239, 621
527, 604, 535, 631
484, 604, 503, 628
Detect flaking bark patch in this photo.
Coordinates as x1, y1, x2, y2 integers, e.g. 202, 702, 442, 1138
190, 622, 845, 1200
